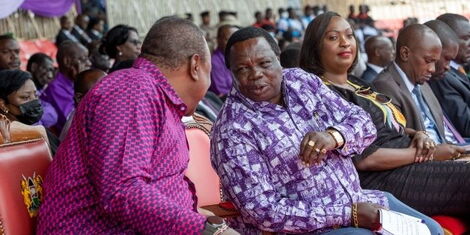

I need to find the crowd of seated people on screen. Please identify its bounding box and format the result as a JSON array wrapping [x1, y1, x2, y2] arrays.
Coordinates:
[[1, 3, 470, 234]]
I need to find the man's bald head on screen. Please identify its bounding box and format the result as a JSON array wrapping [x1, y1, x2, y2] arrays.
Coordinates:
[[56, 41, 91, 79], [396, 24, 442, 85], [425, 20, 460, 79], [74, 68, 106, 104], [141, 16, 208, 70], [436, 13, 470, 65], [365, 36, 394, 67]]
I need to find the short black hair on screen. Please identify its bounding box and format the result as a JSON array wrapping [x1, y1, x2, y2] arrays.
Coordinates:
[[436, 13, 469, 31], [200, 11, 210, 17], [100, 24, 138, 59], [280, 44, 301, 68], [424, 20, 459, 48], [57, 41, 84, 69], [141, 16, 207, 70], [87, 17, 103, 31], [224, 26, 280, 68], [299, 12, 358, 76], [26, 53, 53, 72], [0, 69, 32, 101]]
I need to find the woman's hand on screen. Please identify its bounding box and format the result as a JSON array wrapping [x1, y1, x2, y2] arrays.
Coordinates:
[[299, 131, 337, 166], [410, 131, 435, 162], [355, 202, 382, 230], [434, 144, 465, 161]]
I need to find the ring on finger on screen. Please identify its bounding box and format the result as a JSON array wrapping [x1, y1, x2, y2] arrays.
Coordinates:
[[314, 148, 320, 153], [308, 140, 315, 147]]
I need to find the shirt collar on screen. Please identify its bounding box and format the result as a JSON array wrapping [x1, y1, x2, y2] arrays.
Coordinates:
[[393, 62, 415, 93], [133, 57, 187, 116], [450, 60, 461, 70], [367, 63, 384, 74]]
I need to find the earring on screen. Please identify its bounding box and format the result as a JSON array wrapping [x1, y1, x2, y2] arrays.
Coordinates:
[[0, 106, 8, 114], [118, 51, 123, 56]]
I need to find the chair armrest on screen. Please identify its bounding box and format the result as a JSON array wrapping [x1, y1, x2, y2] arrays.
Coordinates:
[[200, 204, 240, 218]]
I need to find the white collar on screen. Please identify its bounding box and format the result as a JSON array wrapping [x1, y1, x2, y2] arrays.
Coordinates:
[[367, 63, 384, 74], [393, 62, 415, 93], [450, 60, 461, 70]]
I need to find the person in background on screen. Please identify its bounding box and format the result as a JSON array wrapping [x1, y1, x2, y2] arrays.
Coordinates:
[[301, 5, 314, 29], [277, 7, 303, 40], [348, 4, 357, 23], [0, 69, 59, 155], [0, 34, 20, 71], [72, 14, 92, 46], [38, 16, 238, 235], [185, 13, 194, 22], [260, 8, 275, 28], [101, 24, 141, 73], [373, 24, 467, 145], [299, 12, 469, 218], [199, 11, 216, 52], [41, 41, 91, 134], [252, 11, 263, 28], [26, 53, 58, 128], [87, 18, 104, 41], [211, 26, 442, 234], [55, 16, 80, 46], [88, 41, 111, 72], [59, 68, 106, 141], [433, 14, 470, 138], [209, 24, 239, 98], [361, 36, 395, 84]]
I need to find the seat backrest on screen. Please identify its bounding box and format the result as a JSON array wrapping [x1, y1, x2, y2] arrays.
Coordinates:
[[0, 139, 52, 235], [185, 121, 221, 207]]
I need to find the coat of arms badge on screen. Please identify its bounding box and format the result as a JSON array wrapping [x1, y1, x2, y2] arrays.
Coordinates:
[[20, 172, 43, 217]]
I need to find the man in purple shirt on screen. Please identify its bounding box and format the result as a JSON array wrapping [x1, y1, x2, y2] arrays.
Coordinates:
[[211, 27, 442, 234], [38, 17, 237, 235], [40, 41, 91, 133], [209, 24, 239, 97]]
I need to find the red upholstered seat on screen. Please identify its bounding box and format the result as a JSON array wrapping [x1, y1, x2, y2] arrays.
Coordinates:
[[0, 139, 52, 235], [432, 216, 468, 235]]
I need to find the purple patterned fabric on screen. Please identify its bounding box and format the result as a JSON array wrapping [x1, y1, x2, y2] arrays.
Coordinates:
[[211, 68, 388, 234], [37, 57, 206, 234], [20, 0, 76, 17], [209, 48, 233, 96]]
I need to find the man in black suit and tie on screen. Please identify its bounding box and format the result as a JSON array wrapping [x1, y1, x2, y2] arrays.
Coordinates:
[[361, 36, 394, 84], [428, 14, 470, 138], [72, 14, 92, 46]]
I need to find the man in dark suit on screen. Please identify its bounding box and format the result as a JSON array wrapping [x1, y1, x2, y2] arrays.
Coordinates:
[[437, 13, 470, 80], [55, 16, 80, 47], [71, 14, 92, 46], [361, 35, 394, 84], [427, 14, 470, 138], [373, 24, 464, 145]]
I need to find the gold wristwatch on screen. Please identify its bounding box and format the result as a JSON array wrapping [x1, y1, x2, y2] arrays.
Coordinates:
[[326, 128, 345, 148]]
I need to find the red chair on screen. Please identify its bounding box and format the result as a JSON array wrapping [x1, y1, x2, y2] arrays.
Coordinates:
[[0, 139, 52, 235], [432, 216, 468, 235]]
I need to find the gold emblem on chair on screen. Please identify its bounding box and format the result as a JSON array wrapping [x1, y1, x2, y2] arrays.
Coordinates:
[[20, 173, 43, 218]]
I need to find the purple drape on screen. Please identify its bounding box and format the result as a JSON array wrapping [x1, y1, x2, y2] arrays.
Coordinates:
[[20, 0, 77, 17]]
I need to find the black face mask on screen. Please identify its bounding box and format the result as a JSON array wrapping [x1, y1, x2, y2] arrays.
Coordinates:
[[17, 99, 44, 125]]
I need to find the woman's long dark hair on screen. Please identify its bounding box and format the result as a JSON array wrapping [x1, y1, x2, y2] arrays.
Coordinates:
[[299, 11, 358, 76]]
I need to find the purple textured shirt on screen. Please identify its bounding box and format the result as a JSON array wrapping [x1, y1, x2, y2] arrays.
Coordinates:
[[211, 68, 388, 234], [38, 58, 206, 234], [40, 72, 74, 132], [35, 88, 58, 128], [208, 48, 233, 96]]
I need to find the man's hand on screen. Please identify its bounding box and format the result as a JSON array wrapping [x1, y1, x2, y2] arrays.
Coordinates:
[[410, 131, 435, 162], [299, 131, 337, 166], [434, 144, 465, 161], [356, 202, 382, 230]]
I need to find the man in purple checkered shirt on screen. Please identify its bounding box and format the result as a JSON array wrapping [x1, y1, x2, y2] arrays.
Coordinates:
[[38, 17, 237, 235], [211, 27, 394, 235]]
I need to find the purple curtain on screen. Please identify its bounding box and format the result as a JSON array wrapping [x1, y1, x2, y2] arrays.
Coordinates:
[[20, 0, 77, 17], [0, 0, 25, 19]]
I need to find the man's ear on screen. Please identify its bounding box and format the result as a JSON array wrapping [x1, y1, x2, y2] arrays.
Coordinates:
[[189, 53, 202, 81], [399, 46, 410, 62]]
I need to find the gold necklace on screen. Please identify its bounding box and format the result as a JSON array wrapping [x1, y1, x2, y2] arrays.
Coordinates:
[[320, 75, 355, 91]]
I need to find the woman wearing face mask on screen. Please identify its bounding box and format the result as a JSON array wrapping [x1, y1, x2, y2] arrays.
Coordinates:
[[0, 69, 59, 155]]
